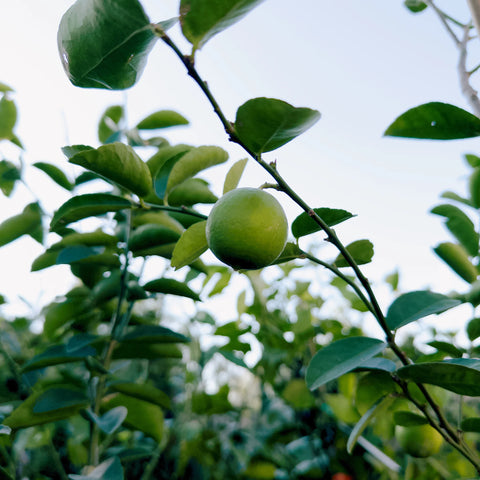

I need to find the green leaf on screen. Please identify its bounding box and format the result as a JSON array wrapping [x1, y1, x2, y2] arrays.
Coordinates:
[[143, 278, 201, 301], [136, 110, 189, 130], [235, 97, 320, 154], [433, 242, 478, 283], [404, 0, 428, 12], [271, 242, 304, 265], [180, 0, 265, 51], [168, 178, 218, 206], [69, 456, 123, 480], [120, 325, 190, 343], [431, 204, 478, 256], [467, 317, 480, 341], [0, 203, 42, 247], [334, 239, 374, 268], [66, 143, 152, 197], [33, 387, 89, 413], [129, 224, 181, 252], [441, 190, 471, 207], [50, 193, 132, 232], [465, 153, 480, 168], [98, 105, 124, 143], [427, 340, 465, 358], [33, 162, 73, 191], [171, 220, 208, 269], [113, 342, 182, 360], [347, 396, 394, 454], [306, 337, 387, 390], [110, 383, 171, 409], [386, 290, 461, 330], [384, 102, 480, 140], [102, 393, 163, 442], [58, 0, 156, 90], [461, 417, 480, 432], [291, 207, 355, 238], [4, 389, 86, 430], [0, 96, 17, 140], [165, 146, 228, 200], [394, 411, 429, 427], [22, 344, 97, 372], [397, 360, 480, 396], [0, 159, 20, 196], [470, 167, 480, 208], [84, 407, 127, 434], [223, 158, 248, 194]]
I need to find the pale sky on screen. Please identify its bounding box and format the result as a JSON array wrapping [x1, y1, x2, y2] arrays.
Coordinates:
[[0, 1, 479, 339]]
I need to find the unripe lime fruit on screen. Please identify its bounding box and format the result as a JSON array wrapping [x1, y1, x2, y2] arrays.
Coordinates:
[[395, 424, 443, 458], [206, 187, 288, 270]]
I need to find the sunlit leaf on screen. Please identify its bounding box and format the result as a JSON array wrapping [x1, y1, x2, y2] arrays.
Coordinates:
[[386, 290, 461, 330], [306, 337, 386, 390], [223, 158, 248, 194], [180, 0, 265, 51], [66, 143, 152, 197], [168, 178, 217, 206], [171, 220, 208, 269], [0, 203, 42, 247], [58, 0, 156, 90], [0, 159, 20, 196], [291, 207, 355, 238], [0, 96, 16, 140], [384, 102, 480, 140], [433, 242, 478, 283], [235, 97, 320, 154], [136, 110, 188, 130], [50, 194, 132, 232], [334, 239, 374, 268]]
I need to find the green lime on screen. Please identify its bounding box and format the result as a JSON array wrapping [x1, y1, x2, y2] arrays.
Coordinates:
[[206, 187, 288, 270], [396, 424, 443, 458]]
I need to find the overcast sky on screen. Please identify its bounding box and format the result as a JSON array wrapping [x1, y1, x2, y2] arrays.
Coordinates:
[[0, 1, 479, 337]]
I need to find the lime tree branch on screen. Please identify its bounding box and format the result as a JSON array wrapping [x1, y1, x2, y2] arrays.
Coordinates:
[[153, 25, 480, 472]]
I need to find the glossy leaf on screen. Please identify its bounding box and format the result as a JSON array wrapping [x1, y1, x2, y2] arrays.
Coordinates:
[[136, 110, 188, 130], [66, 142, 152, 197], [4, 389, 86, 430], [356, 357, 397, 372], [33, 162, 73, 191], [427, 340, 465, 358], [22, 344, 97, 372], [50, 193, 132, 232], [0, 96, 16, 139], [384, 102, 480, 140], [291, 207, 355, 238], [306, 337, 387, 390], [386, 290, 461, 330], [347, 396, 394, 454], [171, 220, 208, 269], [98, 105, 124, 143], [69, 456, 123, 480], [0, 203, 42, 247], [120, 325, 190, 343], [53, 229, 119, 250], [235, 97, 320, 154], [431, 204, 478, 256], [180, 0, 265, 51], [165, 146, 228, 200], [58, 0, 156, 90], [334, 239, 374, 268], [33, 387, 89, 413], [143, 278, 201, 301], [433, 242, 478, 283], [397, 359, 480, 396], [110, 383, 171, 409], [102, 393, 163, 442]]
